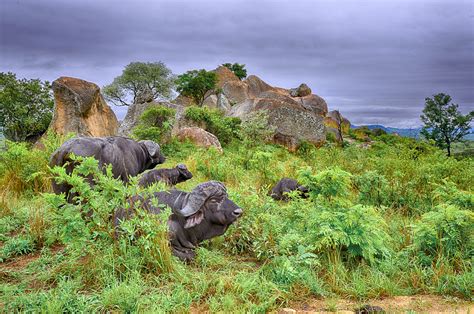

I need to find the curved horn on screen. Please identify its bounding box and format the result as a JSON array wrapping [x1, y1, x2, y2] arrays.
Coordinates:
[[180, 181, 227, 217]]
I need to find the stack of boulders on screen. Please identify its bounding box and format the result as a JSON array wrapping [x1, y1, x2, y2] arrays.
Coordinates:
[[175, 66, 329, 151], [47, 68, 351, 152]]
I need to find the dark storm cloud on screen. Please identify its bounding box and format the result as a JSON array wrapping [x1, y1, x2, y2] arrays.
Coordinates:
[[1, 0, 473, 127]]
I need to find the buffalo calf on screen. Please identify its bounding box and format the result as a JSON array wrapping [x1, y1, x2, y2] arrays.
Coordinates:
[[138, 164, 193, 188], [270, 178, 309, 201]]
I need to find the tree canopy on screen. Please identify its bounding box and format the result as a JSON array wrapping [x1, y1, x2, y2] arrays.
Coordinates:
[[222, 63, 247, 80], [175, 69, 217, 106], [103, 62, 175, 106], [0, 72, 54, 142], [420, 93, 473, 156]]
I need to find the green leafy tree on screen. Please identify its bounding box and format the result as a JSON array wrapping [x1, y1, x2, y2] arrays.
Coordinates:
[[222, 63, 247, 80], [0, 72, 54, 142], [176, 69, 217, 106], [103, 62, 175, 106], [420, 93, 473, 156]]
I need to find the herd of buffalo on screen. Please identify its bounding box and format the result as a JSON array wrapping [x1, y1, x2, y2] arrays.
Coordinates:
[[50, 136, 309, 261]]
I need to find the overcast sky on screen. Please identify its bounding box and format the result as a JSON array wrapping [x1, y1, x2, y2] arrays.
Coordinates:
[[1, 0, 473, 127]]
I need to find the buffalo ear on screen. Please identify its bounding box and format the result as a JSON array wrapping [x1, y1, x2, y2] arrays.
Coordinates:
[[183, 211, 204, 229]]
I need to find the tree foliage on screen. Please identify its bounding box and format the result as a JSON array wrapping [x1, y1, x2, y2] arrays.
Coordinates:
[[420, 93, 473, 156], [102, 62, 175, 106], [222, 63, 247, 80], [0, 72, 54, 142], [175, 69, 217, 106], [132, 105, 176, 143]]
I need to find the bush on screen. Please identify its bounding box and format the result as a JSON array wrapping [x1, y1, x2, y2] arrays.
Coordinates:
[[132, 105, 176, 143], [48, 155, 176, 274], [184, 106, 241, 144], [240, 110, 275, 146], [0, 132, 71, 196], [410, 204, 473, 265]]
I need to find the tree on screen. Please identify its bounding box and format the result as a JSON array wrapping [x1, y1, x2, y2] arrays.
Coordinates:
[[222, 63, 247, 80], [0, 72, 54, 142], [175, 69, 217, 106], [420, 93, 473, 156], [103, 61, 175, 106]]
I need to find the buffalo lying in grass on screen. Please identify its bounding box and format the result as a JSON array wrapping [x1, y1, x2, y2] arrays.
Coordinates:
[[114, 181, 243, 261], [270, 178, 309, 201], [50, 136, 165, 201], [138, 164, 193, 188]]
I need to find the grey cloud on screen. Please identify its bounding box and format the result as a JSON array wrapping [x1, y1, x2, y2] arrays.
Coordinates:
[[1, 0, 473, 126]]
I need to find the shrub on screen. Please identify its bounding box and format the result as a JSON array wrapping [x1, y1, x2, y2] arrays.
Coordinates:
[[184, 106, 241, 144], [354, 170, 391, 207], [132, 105, 175, 143], [240, 110, 275, 146], [48, 155, 176, 274], [410, 204, 473, 265]]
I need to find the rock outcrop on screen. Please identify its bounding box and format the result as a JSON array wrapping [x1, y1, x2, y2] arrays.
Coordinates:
[[49, 77, 118, 137], [172, 67, 342, 150], [174, 127, 223, 153], [228, 96, 326, 151]]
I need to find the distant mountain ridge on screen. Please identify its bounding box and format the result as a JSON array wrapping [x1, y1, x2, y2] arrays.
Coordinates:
[[351, 124, 474, 140]]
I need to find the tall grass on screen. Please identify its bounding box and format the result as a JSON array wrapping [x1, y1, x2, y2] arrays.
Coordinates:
[[0, 133, 473, 311]]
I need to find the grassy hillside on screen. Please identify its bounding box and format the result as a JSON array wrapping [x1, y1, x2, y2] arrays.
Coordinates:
[[0, 132, 473, 312]]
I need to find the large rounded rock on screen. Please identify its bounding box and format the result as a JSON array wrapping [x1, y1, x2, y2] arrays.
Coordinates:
[[175, 127, 223, 153], [245, 75, 274, 97], [298, 94, 328, 116], [290, 83, 312, 97], [222, 80, 249, 105], [214, 66, 240, 88], [229, 97, 325, 151], [49, 77, 118, 137]]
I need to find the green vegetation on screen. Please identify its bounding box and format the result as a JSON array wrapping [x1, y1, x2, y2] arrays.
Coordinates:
[[184, 106, 241, 144], [176, 69, 218, 106], [420, 93, 474, 156], [103, 62, 175, 106], [132, 105, 176, 143], [1, 127, 473, 311], [0, 72, 54, 142], [222, 63, 247, 80]]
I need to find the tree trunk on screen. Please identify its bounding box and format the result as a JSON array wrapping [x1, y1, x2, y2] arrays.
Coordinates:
[[447, 143, 451, 157]]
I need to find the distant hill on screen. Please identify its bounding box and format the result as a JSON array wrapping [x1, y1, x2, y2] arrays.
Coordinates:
[[352, 125, 474, 140], [351, 124, 422, 138]]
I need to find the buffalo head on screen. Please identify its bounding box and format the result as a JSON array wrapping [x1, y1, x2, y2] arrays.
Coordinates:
[[176, 164, 193, 182], [139, 140, 166, 166], [178, 181, 242, 229]]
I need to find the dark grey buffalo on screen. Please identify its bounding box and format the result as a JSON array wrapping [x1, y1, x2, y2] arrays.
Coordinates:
[[138, 164, 193, 188], [114, 181, 243, 261], [269, 178, 309, 201], [50, 136, 166, 201]]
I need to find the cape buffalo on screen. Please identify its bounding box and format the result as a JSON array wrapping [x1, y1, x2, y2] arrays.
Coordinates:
[[50, 136, 166, 201], [114, 181, 243, 261], [270, 178, 309, 201], [138, 164, 193, 188]]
